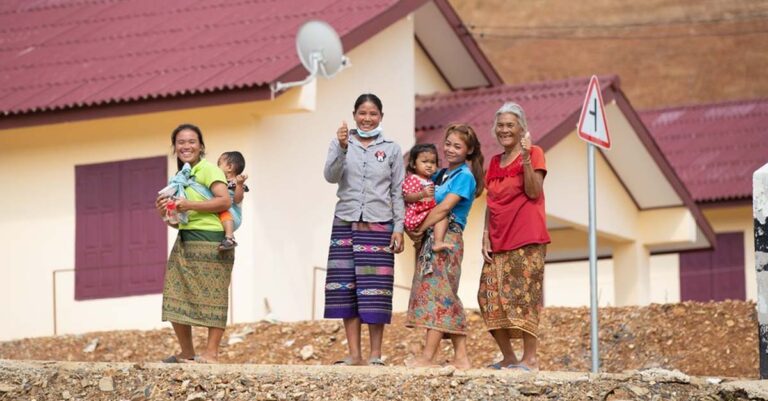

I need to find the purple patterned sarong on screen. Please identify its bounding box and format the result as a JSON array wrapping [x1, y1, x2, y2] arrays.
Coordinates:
[[323, 217, 394, 324]]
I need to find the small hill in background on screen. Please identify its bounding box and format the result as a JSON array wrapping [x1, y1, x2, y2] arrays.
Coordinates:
[[450, 0, 768, 108]]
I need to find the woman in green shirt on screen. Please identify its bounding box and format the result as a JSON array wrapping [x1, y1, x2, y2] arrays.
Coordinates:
[[155, 124, 233, 364]]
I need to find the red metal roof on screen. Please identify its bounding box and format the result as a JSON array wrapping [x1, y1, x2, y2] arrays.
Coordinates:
[[641, 99, 768, 202], [0, 0, 429, 116], [416, 75, 620, 169]]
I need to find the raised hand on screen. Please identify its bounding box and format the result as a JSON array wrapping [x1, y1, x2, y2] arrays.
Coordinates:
[[521, 131, 532, 161], [337, 121, 349, 149]]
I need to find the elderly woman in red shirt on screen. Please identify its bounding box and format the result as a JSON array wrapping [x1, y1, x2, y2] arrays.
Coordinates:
[[478, 102, 551, 371]]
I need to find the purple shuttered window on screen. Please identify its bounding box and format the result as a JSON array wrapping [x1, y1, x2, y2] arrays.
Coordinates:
[[680, 232, 746, 302], [75, 156, 167, 300]]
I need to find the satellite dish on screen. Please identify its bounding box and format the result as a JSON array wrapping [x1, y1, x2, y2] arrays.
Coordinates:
[[271, 20, 350, 96]]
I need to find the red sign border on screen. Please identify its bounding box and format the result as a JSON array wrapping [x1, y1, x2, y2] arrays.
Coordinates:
[[577, 75, 612, 149]]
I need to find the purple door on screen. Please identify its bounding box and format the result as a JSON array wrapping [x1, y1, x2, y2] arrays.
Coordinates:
[[75, 156, 167, 300], [680, 232, 746, 302]]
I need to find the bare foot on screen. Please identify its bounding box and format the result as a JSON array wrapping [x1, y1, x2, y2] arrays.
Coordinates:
[[432, 241, 451, 252], [405, 356, 440, 368], [351, 357, 367, 366], [518, 358, 539, 371], [194, 354, 219, 364], [334, 356, 366, 366], [449, 357, 472, 370]]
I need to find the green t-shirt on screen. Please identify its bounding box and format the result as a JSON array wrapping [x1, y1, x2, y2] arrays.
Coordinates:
[[179, 158, 227, 231]]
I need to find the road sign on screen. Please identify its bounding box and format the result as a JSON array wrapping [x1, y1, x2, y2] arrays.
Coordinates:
[[577, 75, 611, 149]]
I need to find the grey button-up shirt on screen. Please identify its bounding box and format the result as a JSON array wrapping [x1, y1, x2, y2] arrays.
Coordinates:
[[323, 132, 405, 232]]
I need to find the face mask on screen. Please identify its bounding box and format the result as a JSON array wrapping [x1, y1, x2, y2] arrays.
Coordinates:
[[356, 124, 382, 138]]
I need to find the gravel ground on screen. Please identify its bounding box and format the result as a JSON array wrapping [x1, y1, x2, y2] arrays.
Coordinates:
[[0, 360, 765, 401], [0, 301, 757, 378]]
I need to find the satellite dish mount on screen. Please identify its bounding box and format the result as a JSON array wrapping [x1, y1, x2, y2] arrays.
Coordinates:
[[270, 20, 350, 98]]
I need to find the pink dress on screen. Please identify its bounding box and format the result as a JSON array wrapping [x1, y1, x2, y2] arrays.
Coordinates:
[[403, 174, 436, 230]]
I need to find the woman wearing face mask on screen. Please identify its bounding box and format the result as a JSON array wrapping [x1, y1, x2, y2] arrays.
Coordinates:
[[479, 102, 550, 371], [322, 93, 405, 366]]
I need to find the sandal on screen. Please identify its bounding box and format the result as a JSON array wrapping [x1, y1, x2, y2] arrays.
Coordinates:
[[486, 362, 503, 370], [506, 364, 532, 371], [193, 355, 216, 364], [218, 237, 237, 251], [368, 357, 386, 366], [161, 355, 194, 364], [333, 357, 354, 366]]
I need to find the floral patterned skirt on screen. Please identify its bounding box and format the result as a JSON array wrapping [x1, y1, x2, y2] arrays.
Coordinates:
[[405, 227, 467, 335], [477, 244, 546, 338]]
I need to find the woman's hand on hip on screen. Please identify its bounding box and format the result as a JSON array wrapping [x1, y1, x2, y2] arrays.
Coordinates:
[[390, 232, 404, 254], [337, 121, 349, 149], [482, 233, 493, 263]]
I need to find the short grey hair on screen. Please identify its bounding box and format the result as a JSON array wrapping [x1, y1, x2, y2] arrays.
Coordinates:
[[493, 102, 528, 133]]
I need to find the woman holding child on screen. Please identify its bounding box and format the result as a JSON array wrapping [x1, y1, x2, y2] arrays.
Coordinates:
[[478, 103, 550, 371], [322, 93, 405, 366], [155, 123, 234, 364], [405, 123, 485, 370]]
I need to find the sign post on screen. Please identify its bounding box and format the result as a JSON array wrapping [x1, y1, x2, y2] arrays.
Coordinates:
[[577, 75, 611, 373]]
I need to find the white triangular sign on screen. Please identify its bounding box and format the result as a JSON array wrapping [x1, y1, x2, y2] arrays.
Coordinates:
[[577, 75, 611, 149]]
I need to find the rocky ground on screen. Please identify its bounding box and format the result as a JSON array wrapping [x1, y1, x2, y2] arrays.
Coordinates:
[[0, 360, 766, 401], [0, 301, 762, 400], [0, 301, 757, 378]]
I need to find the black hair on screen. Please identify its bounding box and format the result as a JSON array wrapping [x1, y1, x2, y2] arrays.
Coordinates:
[[353, 93, 383, 114], [406, 143, 439, 175], [171, 123, 205, 171], [445, 123, 485, 198], [220, 151, 246, 175]]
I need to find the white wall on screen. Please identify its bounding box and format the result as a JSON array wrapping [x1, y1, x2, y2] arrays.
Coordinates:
[[414, 42, 451, 95], [542, 254, 681, 307]]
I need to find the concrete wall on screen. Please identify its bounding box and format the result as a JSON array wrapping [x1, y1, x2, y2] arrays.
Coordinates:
[[0, 16, 424, 341]]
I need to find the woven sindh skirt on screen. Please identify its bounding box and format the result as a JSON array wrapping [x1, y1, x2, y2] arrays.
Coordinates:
[[405, 226, 467, 335], [477, 244, 546, 338], [323, 217, 395, 324], [162, 230, 234, 329]]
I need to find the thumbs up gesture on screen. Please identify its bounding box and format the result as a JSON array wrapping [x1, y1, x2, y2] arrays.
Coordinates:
[[521, 131, 532, 154], [337, 121, 349, 149]]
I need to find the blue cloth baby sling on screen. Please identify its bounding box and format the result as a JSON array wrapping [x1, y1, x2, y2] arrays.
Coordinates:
[[163, 163, 243, 230]]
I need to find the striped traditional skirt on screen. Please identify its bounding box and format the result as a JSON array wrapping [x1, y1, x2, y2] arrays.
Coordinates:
[[323, 217, 395, 324], [477, 244, 546, 338], [405, 223, 467, 335], [162, 230, 234, 329]]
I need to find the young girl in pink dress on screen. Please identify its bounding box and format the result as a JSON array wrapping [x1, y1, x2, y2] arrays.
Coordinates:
[[403, 144, 449, 252]]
